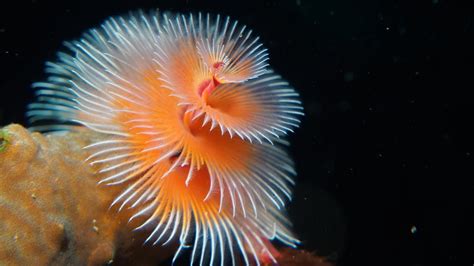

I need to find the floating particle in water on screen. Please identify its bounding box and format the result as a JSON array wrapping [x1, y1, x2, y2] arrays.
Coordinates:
[[399, 27, 407, 36], [337, 100, 352, 112], [344, 72, 354, 82]]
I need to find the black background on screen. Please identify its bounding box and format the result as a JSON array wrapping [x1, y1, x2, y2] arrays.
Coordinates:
[[1, 0, 473, 265]]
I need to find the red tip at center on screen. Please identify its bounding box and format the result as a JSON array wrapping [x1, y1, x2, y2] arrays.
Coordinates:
[[212, 61, 225, 72]]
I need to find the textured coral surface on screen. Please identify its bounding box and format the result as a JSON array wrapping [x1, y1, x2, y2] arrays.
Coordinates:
[[0, 124, 172, 266], [0, 124, 330, 266]]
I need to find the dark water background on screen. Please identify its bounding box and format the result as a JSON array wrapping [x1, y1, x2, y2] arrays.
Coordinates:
[[1, 0, 473, 265]]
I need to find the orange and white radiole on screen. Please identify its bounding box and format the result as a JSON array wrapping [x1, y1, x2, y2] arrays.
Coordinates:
[[28, 10, 304, 265]]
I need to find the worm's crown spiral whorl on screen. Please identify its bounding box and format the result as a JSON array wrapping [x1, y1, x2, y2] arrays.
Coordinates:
[[28, 10, 304, 265]]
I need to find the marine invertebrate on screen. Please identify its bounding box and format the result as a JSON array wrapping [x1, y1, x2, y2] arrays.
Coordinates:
[[28, 10, 303, 265]]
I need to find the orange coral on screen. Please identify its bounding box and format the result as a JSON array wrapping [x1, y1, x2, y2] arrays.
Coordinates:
[[0, 124, 173, 265]]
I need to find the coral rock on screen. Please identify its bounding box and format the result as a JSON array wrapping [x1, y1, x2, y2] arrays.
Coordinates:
[[278, 248, 333, 266], [0, 124, 172, 266]]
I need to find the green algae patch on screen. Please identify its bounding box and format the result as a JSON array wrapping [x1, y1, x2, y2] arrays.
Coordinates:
[[0, 129, 8, 152]]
